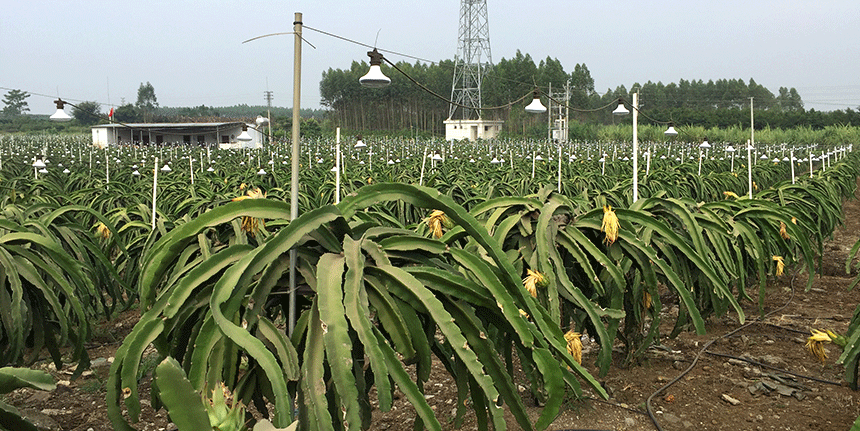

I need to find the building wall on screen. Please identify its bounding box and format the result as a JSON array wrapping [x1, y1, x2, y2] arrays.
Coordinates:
[[92, 128, 110, 149], [91, 124, 263, 148], [443, 119, 504, 141]]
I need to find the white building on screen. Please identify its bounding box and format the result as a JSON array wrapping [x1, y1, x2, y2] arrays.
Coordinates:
[[91, 122, 264, 149], [443, 119, 504, 141]]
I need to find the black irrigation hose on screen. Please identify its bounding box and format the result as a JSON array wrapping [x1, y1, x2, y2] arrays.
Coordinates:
[[702, 350, 842, 386], [644, 272, 800, 431]]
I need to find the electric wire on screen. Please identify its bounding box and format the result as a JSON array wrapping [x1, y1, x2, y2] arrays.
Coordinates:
[[381, 57, 532, 112]]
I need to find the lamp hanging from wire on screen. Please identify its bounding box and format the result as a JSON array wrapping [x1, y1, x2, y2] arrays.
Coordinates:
[[524, 88, 547, 113], [359, 48, 391, 88], [612, 99, 629, 115], [664, 123, 678, 136], [237, 124, 253, 142], [50, 99, 72, 122]]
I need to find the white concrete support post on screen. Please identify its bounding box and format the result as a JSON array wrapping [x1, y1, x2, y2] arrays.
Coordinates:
[[335, 127, 341, 204], [790, 149, 795, 184], [748, 97, 754, 199], [632, 92, 639, 202], [288, 12, 302, 336], [152, 157, 158, 231]]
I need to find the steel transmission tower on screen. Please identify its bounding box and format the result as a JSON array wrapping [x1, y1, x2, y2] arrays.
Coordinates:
[[448, 0, 493, 121]]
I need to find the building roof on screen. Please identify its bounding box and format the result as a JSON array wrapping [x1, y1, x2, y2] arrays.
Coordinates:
[[92, 122, 247, 132]]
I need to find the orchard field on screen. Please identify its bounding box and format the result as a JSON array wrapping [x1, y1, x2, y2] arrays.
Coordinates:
[[1, 131, 859, 431]]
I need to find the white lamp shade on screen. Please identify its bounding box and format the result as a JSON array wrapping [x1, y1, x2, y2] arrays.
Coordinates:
[[359, 65, 391, 88], [525, 96, 547, 114], [62, 168, 70, 174], [160, 165, 172, 172], [699, 141, 711, 149], [355, 140, 366, 148], [50, 101, 72, 122], [432, 152, 442, 161], [38, 168, 48, 174], [32, 159, 46, 168], [664, 126, 678, 136], [207, 166, 215, 172], [257, 168, 266, 175], [237, 129, 253, 142], [612, 102, 630, 116], [725, 146, 735, 152], [132, 170, 140, 176], [256, 116, 269, 126]]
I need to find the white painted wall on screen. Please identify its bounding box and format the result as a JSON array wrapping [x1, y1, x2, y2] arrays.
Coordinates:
[[444, 119, 504, 141], [91, 123, 265, 148]]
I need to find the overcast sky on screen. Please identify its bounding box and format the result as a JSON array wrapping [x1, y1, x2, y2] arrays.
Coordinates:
[[3, 0, 859, 115]]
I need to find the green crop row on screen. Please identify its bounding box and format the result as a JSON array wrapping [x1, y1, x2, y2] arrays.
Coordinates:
[[0, 133, 856, 431]]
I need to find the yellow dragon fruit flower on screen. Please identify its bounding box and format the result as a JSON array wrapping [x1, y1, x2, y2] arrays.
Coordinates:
[[522, 269, 546, 298], [723, 191, 739, 199], [232, 187, 266, 237], [95, 222, 111, 240], [779, 221, 790, 239], [601, 205, 619, 245], [425, 210, 453, 239], [564, 330, 582, 365], [805, 329, 832, 362], [773, 255, 785, 276]]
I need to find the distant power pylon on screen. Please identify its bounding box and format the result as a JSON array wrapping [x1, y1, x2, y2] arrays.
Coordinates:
[[448, 0, 493, 121]]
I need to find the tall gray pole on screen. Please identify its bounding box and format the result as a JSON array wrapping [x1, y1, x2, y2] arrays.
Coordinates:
[[288, 12, 302, 335]]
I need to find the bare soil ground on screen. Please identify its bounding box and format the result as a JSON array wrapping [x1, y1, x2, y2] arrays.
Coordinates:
[[5, 185, 860, 431]]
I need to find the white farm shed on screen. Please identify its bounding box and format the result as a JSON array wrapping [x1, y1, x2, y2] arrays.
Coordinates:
[[91, 122, 264, 149], [443, 119, 504, 141]]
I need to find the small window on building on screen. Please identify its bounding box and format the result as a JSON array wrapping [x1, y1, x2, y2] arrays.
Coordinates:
[[485, 126, 490, 131], [197, 135, 205, 144], [156, 135, 164, 144], [183, 135, 191, 144], [221, 135, 229, 143]]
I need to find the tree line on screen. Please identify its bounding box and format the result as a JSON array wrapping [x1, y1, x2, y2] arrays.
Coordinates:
[[3, 58, 860, 138], [318, 50, 859, 138]]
